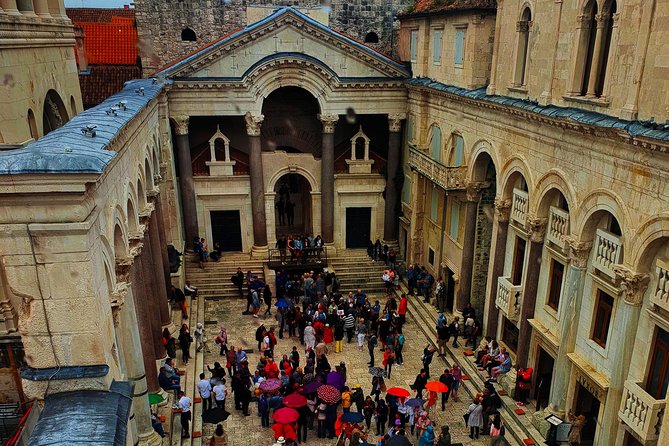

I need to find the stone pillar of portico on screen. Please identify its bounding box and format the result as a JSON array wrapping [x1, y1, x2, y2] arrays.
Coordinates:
[[16, 0, 36, 16], [172, 115, 199, 249], [152, 189, 172, 291], [0, 0, 21, 15], [599, 266, 649, 446], [245, 112, 268, 253], [139, 218, 167, 360], [485, 198, 511, 337], [113, 281, 163, 446], [383, 114, 404, 243], [547, 239, 592, 413], [319, 114, 338, 245], [585, 14, 607, 98], [515, 217, 547, 369], [455, 182, 483, 313], [147, 201, 174, 335], [127, 247, 160, 393], [32, 0, 49, 17]]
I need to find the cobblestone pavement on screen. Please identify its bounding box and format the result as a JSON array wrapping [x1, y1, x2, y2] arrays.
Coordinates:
[[201, 298, 490, 446]]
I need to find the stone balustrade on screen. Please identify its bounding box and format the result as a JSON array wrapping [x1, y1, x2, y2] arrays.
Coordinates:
[[618, 380, 666, 443], [650, 258, 669, 312], [592, 228, 622, 279], [511, 188, 529, 227], [408, 146, 467, 190], [547, 206, 569, 251], [496, 276, 522, 322]]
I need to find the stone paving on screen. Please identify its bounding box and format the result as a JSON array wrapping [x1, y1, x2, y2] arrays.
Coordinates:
[[200, 297, 492, 446]]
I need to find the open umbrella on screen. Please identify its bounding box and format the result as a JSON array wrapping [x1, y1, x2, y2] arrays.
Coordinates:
[[405, 398, 424, 408], [386, 387, 410, 398], [303, 380, 322, 394], [273, 407, 299, 424], [148, 393, 164, 405], [340, 411, 364, 423], [201, 407, 230, 424], [282, 393, 308, 408], [259, 378, 282, 393], [368, 366, 387, 378], [326, 371, 345, 390], [302, 373, 315, 383], [275, 299, 290, 308], [425, 381, 449, 393], [317, 384, 341, 404]]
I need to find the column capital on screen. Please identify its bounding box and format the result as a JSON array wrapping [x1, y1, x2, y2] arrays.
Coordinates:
[[613, 265, 650, 306], [565, 237, 592, 268], [494, 198, 512, 223], [465, 182, 484, 202], [244, 112, 264, 136], [595, 13, 608, 28], [388, 113, 406, 133], [115, 258, 134, 283], [527, 216, 548, 243], [172, 115, 189, 136], [318, 114, 339, 134]]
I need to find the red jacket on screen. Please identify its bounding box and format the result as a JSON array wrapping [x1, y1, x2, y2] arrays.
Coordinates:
[[265, 362, 279, 379], [398, 298, 408, 315], [323, 327, 334, 343]]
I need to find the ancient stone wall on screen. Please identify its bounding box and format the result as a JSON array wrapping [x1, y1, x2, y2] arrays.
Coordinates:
[[135, 0, 412, 75]]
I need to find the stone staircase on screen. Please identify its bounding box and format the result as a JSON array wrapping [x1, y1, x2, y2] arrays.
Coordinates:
[[329, 249, 390, 294], [184, 253, 265, 299]]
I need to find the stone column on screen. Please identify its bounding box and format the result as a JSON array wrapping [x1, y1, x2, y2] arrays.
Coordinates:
[[172, 115, 199, 249], [126, 247, 160, 393], [140, 222, 167, 359], [485, 198, 511, 337], [515, 217, 547, 369], [599, 266, 649, 446], [319, 114, 338, 245], [0, 0, 21, 15], [547, 239, 592, 413], [113, 281, 163, 446], [585, 14, 607, 98], [455, 183, 482, 313], [245, 112, 268, 251], [383, 114, 404, 242], [152, 193, 172, 291], [147, 205, 173, 334], [16, 0, 36, 16], [32, 0, 49, 16]]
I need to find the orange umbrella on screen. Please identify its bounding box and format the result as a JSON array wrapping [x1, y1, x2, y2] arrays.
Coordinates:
[[425, 381, 449, 393], [386, 387, 410, 397]]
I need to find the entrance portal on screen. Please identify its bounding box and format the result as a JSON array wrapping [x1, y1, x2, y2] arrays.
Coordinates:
[[274, 173, 312, 238], [534, 347, 554, 411], [346, 207, 371, 248], [445, 267, 456, 312], [573, 382, 601, 446], [210, 210, 243, 252]]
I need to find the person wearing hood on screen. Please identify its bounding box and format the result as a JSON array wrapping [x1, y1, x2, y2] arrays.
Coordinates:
[[418, 425, 435, 446], [436, 426, 451, 446]]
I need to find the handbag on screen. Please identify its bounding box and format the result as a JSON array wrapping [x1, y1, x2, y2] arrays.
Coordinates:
[[463, 412, 470, 424]]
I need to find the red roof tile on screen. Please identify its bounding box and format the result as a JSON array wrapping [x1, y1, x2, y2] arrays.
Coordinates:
[[66, 8, 135, 23], [401, 0, 497, 17], [79, 65, 142, 109], [68, 8, 138, 65]]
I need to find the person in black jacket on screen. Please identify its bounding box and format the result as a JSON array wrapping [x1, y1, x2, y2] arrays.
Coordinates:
[[439, 368, 455, 410], [422, 346, 435, 378], [413, 369, 428, 399]]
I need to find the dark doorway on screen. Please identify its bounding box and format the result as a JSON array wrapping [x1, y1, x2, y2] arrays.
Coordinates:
[[346, 207, 371, 248], [210, 210, 242, 252], [445, 267, 456, 312], [511, 237, 526, 285], [534, 347, 554, 411], [646, 326, 669, 399], [501, 317, 519, 353], [574, 382, 601, 446], [274, 173, 312, 238]]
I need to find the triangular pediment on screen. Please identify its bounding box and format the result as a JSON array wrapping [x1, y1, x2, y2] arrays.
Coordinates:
[[157, 7, 409, 81]]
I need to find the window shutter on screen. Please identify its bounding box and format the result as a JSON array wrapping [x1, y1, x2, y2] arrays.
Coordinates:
[[454, 30, 465, 65], [454, 134, 464, 166], [431, 126, 441, 161], [433, 31, 442, 63], [410, 31, 418, 62], [450, 200, 460, 240]]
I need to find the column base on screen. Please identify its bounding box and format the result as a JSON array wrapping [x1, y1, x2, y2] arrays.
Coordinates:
[[162, 321, 177, 337], [138, 430, 164, 446], [324, 242, 337, 257], [251, 245, 269, 258]]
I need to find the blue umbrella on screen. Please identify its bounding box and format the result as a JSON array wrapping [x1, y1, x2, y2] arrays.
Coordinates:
[[340, 411, 364, 423], [275, 299, 290, 308], [405, 398, 424, 407]]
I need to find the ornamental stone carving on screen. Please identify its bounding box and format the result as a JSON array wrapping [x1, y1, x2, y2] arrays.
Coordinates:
[[115, 258, 134, 283], [244, 112, 264, 136], [318, 114, 339, 134], [465, 182, 484, 202], [527, 217, 548, 243], [494, 198, 512, 223], [613, 265, 650, 306], [565, 237, 593, 269], [388, 113, 406, 133], [172, 115, 189, 136]]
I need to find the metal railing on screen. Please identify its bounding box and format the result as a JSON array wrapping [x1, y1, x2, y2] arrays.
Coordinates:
[[268, 247, 329, 268]]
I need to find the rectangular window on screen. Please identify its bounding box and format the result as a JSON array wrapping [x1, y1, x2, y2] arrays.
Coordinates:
[[410, 30, 418, 62], [454, 29, 465, 66], [453, 134, 464, 166], [407, 115, 414, 143], [402, 175, 411, 205], [432, 30, 442, 64], [449, 199, 460, 241], [547, 259, 565, 310], [430, 188, 438, 222], [592, 289, 614, 347], [511, 237, 526, 286], [428, 247, 435, 266], [647, 327, 669, 399]]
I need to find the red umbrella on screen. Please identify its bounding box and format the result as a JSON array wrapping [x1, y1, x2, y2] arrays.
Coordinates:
[[386, 387, 410, 398], [317, 384, 341, 404], [273, 407, 299, 424], [283, 393, 308, 408], [425, 381, 449, 393]]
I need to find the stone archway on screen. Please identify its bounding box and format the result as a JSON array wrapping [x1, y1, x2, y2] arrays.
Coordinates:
[[273, 172, 313, 238], [42, 89, 69, 136]]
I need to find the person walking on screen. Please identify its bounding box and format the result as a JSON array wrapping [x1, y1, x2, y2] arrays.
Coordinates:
[[439, 369, 454, 411], [488, 413, 506, 446], [179, 324, 193, 365], [367, 333, 378, 366], [450, 364, 462, 402], [422, 346, 435, 378], [419, 425, 435, 446], [213, 379, 227, 409], [178, 391, 192, 439], [344, 311, 355, 343], [375, 399, 389, 436], [382, 347, 395, 379], [197, 373, 212, 412], [395, 331, 405, 366], [194, 322, 210, 353], [263, 284, 273, 316], [466, 397, 483, 439]]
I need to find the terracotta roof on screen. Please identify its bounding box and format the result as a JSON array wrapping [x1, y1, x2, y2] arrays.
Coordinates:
[[66, 8, 135, 23], [400, 0, 497, 17], [79, 65, 142, 109]]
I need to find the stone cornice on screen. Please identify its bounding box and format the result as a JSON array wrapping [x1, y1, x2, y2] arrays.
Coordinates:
[[406, 83, 669, 155]]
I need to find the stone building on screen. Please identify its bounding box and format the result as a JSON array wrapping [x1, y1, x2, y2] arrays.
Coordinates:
[[133, 0, 413, 74], [398, 1, 669, 446]]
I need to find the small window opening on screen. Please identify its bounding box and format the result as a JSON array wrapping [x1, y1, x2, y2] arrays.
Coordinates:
[[181, 28, 197, 42]]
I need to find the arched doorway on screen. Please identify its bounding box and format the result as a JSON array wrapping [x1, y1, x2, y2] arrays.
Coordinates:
[[42, 89, 69, 136], [274, 173, 312, 238]]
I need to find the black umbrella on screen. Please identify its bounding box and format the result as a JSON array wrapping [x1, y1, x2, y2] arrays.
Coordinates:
[[201, 407, 230, 424], [368, 366, 387, 378]]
